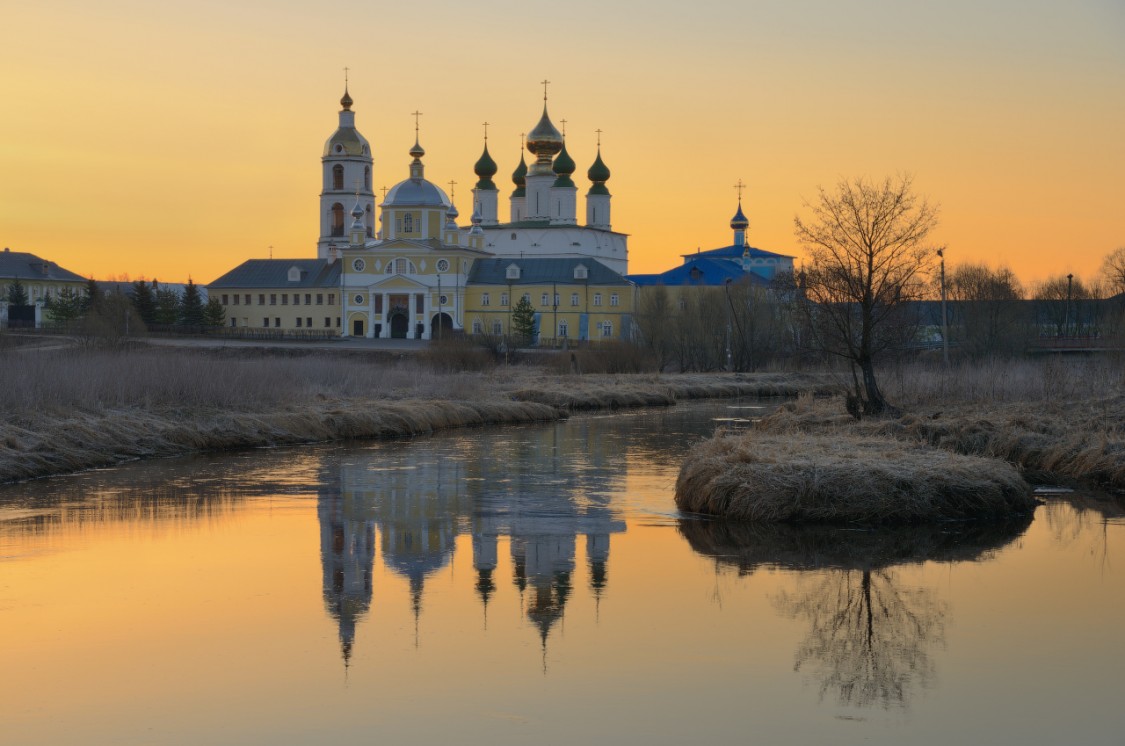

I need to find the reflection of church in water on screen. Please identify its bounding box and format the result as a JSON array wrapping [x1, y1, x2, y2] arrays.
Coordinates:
[[317, 423, 625, 665]]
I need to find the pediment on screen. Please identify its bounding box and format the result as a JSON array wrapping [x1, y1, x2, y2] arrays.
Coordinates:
[[369, 275, 428, 290]]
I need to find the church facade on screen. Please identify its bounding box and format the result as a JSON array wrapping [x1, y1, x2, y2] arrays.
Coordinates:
[[209, 87, 634, 342]]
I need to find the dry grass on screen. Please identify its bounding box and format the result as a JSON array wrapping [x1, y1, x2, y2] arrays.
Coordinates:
[[675, 431, 1035, 523], [760, 388, 1125, 490], [0, 347, 836, 483]]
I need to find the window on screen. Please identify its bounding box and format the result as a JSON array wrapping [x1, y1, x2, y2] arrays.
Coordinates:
[[333, 165, 344, 190], [221, 294, 229, 305], [274, 318, 281, 328], [296, 318, 303, 328], [522, 293, 530, 304], [336, 317, 341, 327], [541, 293, 549, 306], [232, 295, 239, 306], [554, 293, 560, 307], [472, 320, 482, 334], [396, 258, 407, 274], [305, 294, 312, 305], [331, 203, 344, 236], [364, 166, 371, 190], [293, 294, 300, 306], [263, 318, 269, 327], [602, 321, 613, 338], [307, 317, 312, 328], [281, 294, 288, 305], [244, 294, 251, 305], [559, 320, 568, 338], [317, 294, 324, 305], [481, 293, 490, 306], [610, 293, 619, 307], [570, 293, 579, 306], [574, 265, 588, 280], [492, 321, 502, 335], [324, 317, 331, 328], [593, 293, 602, 306], [353, 258, 366, 272], [404, 213, 413, 233], [500, 292, 509, 306], [353, 294, 364, 305], [270, 294, 277, 305], [258, 294, 265, 305], [436, 259, 449, 272], [328, 294, 335, 305], [439, 295, 448, 306], [506, 264, 520, 280], [230, 318, 236, 327]]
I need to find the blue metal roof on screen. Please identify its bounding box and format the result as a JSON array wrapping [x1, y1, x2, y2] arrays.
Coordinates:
[[207, 259, 342, 289], [682, 243, 795, 261], [627, 257, 770, 287]]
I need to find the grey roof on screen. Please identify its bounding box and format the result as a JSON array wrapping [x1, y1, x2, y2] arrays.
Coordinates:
[[384, 177, 450, 208], [100, 280, 207, 300], [0, 250, 86, 282], [467, 257, 629, 286], [207, 259, 342, 289]]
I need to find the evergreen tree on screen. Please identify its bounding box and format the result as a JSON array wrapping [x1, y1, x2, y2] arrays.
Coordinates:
[[131, 279, 157, 326], [81, 278, 102, 313], [511, 295, 537, 345], [45, 286, 84, 326], [7, 279, 29, 305], [202, 297, 226, 327], [153, 286, 181, 326], [180, 279, 205, 327]]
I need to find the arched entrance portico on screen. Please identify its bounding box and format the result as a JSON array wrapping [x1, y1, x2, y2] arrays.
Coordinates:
[[430, 313, 453, 340], [389, 312, 409, 339]]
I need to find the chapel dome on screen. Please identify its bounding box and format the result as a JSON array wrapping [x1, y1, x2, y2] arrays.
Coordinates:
[[383, 178, 450, 208]]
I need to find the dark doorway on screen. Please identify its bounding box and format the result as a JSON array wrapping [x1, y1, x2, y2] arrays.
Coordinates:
[[6, 305, 35, 329], [352, 318, 364, 337], [430, 313, 453, 339], [390, 313, 408, 339]]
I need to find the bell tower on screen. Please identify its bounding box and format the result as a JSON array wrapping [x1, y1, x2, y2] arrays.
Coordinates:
[[318, 79, 374, 259]]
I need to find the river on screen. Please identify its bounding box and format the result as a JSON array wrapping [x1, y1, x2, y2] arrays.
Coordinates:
[[1, 400, 1122, 744]]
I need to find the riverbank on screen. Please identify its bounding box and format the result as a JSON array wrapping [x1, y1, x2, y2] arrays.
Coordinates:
[[675, 358, 1125, 523], [0, 347, 837, 483]]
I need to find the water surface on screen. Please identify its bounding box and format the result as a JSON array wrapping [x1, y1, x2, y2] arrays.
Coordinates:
[[1, 401, 1122, 744]]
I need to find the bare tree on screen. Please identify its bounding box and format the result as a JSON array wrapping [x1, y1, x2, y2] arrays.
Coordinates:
[[1102, 247, 1125, 297], [946, 263, 1030, 357], [795, 175, 939, 416]]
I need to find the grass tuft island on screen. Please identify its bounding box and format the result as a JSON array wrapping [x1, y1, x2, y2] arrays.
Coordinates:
[[675, 431, 1036, 523]]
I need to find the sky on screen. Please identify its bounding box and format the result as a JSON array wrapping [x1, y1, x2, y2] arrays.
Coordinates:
[[2, 0, 1122, 287]]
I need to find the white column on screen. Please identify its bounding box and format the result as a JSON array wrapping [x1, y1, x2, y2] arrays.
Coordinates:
[[423, 290, 433, 340], [380, 293, 389, 338], [366, 292, 375, 338]]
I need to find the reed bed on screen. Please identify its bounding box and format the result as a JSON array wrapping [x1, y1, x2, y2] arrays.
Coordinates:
[[675, 431, 1035, 523]]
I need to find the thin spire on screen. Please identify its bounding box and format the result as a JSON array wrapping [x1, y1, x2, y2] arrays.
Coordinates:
[[448, 180, 457, 201], [734, 178, 745, 202], [482, 121, 489, 141], [595, 128, 602, 147], [561, 119, 567, 137], [411, 110, 423, 136], [541, 78, 550, 101]]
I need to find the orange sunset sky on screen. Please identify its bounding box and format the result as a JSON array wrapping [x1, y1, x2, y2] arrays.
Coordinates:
[[2, 0, 1122, 287]]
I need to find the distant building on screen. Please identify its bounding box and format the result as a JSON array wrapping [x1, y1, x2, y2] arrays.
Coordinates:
[[627, 200, 795, 288], [0, 248, 87, 328]]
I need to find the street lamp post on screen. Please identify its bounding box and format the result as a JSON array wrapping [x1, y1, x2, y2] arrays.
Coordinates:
[[1065, 273, 1074, 338], [937, 248, 949, 366]]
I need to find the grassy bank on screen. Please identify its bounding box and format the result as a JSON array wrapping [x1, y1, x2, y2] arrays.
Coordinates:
[[0, 347, 835, 483], [675, 358, 1124, 524], [675, 431, 1034, 523]]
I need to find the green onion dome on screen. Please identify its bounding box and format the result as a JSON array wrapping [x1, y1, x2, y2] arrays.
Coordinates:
[[474, 144, 498, 190], [552, 141, 576, 188], [511, 153, 527, 197], [587, 148, 611, 183]]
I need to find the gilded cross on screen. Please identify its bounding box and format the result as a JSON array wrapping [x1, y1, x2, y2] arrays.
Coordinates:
[[448, 180, 457, 200], [595, 128, 603, 147], [482, 121, 489, 141], [561, 118, 567, 137], [734, 179, 745, 201], [411, 110, 422, 134], [343, 66, 349, 86], [541, 79, 550, 100]]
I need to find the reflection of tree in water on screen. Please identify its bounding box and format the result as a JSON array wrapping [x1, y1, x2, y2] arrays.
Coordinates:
[[679, 517, 1032, 710], [774, 568, 944, 709]]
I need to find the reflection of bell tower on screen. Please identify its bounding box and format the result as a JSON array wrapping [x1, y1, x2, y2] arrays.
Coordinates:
[[318, 481, 375, 667], [512, 532, 576, 654]]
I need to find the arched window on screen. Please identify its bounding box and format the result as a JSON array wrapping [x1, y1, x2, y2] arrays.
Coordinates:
[[332, 165, 344, 191], [395, 258, 406, 274], [331, 203, 344, 236], [364, 167, 371, 190], [366, 205, 373, 237]]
